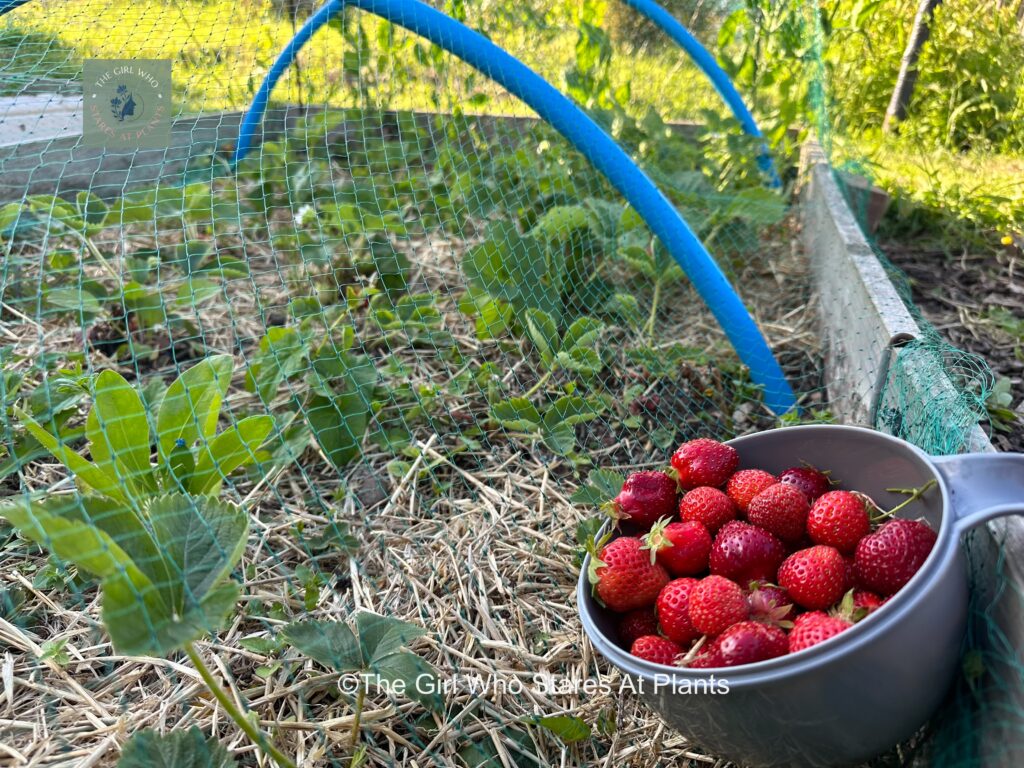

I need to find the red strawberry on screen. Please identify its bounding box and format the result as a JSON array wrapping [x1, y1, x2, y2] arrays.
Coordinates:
[[656, 578, 701, 645], [747, 483, 810, 543], [671, 439, 739, 490], [778, 545, 848, 610], [709, 520, 786, 583], [778, 466, 831, 502], [679, 486, 737, 534], [613, 470, 678, 529], [807, 491, 870, 554], [853, 590, 884, 614], [589, 537, 670, 612], [788, 611, 852, 653], [645, 519, 711, 576], [747, 584, 795, 625], [687, 648, 723, 668], [617, 609, 659, 648], [709, 620, 788, 667], [689, 575, 749, 636], [854, 518, 937, 595], [630, 635, 682, 665], [726, 469, 777, 512]]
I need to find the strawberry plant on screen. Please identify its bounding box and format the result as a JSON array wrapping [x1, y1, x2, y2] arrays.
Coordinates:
[[490, 394, 605, 459], [283, 612, 442, 748], [246, 317, 377, 470], [117, 727, 236, 768], [15, 355, 273, 501], [522, 309, 606, 395]]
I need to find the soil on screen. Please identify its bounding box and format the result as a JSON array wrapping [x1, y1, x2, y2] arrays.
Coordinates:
[[880, 238, 1024, 453]]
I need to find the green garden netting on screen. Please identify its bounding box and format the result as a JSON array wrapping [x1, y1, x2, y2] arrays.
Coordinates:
[[0, 1, 1017, 766]]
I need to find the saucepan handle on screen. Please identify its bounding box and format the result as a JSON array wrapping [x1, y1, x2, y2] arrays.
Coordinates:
[[932, 453, 1024, 534]]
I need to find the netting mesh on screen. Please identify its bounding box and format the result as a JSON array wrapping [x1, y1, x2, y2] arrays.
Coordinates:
[[0, 1, 1017, 766]]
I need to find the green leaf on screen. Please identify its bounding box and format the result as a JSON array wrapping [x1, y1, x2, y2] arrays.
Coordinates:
[[16, 407, 128, 504], [117, 727, 236, 768], [283, 619, 363, 672], [491, 398, 541, 431], [86, 370, 154, 496], [529, 205, 594, 243], [555, 347, 603, 375], [354, 610, 428, 663], [145, 494, 248, 615], [543, 396, 602, 430], [570, 468, 625, 505], [156, 356, 234, 463], [0, 494, 146, 581], [75, 191, 109, 228], [525, 309, 559, 366], [541, 422, 577, 456], [45, 287, 103, 316], [305, 392, 369, 469], [529, 714, 591, 744], [368, 650, 442, 711], [726, 187, 787, 225], [190, 415, 274, 494], [104, 569, 239, 657], [561, 317, 604, 353]]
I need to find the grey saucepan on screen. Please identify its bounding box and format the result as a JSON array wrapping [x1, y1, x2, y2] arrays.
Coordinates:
[[577, 424, 1024, 767]]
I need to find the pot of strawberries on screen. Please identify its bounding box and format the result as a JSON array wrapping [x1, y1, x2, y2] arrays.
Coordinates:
[[577, 424, 1024, 767]]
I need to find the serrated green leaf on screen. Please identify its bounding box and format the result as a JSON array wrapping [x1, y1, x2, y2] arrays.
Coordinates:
[[117, 726, 236, 768], [543, 396, 602, 430], [368, 650, 442, 711], [529, 205, 594, 243], [561, 317, 604, 353], [541, 422, 577, 456], [354, 610, 428, 664], [525, 309, 559, 366], [491, 398, 541, 430], [75, 191, 109, 228], [555, 347, 603, 375], [156, 356, 234, 463], [190, 415, 274, 495], [283, 619, 363, 672], [86, 370, 154, 497], [145, 494, 248, 615]]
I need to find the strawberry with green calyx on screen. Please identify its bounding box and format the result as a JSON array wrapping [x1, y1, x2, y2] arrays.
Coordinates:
[[705, 620, 788, 667], [854, 518, 937, 595], [679, 486, 738, 534], [656, 578, 701, 645], [778, 545, 848, 611], [644, 518, 711, 576], [607, 470, 679, 530], [788, 611, 852, 653], [709, 520, 786, 583], [747, 483, 810, 543], [631, 635, 683, 665], [747, 583, 795, 627], [671, 439, 739, 490], [853, 590, 884, 614], [689, 575, 749, 636], [807, 490, 871, 554], [588, 535, 670, 612], [726, 469, 777, 513], [618, 608, 659, 648], [778, 465, 832, 502]]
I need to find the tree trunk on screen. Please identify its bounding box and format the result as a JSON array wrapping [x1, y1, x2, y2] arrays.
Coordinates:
[[882, 0, 945, 134]]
